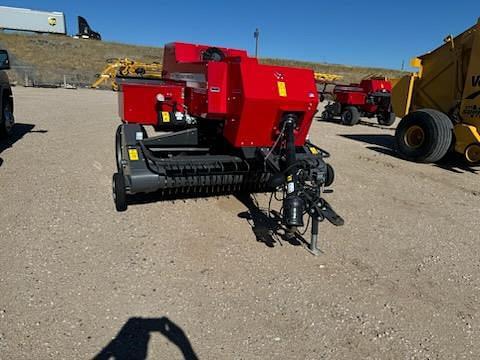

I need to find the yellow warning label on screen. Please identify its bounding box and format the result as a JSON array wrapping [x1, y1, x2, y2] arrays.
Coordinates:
[[309, 146, 319, 155], [162, 111, 171, 122], [277, 81, 287, 97], [286, 175, 293, 182], [128, 149, 139, 161]]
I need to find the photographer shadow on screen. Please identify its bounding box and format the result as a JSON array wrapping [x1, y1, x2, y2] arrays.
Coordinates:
[[93, 317, 198, 360]]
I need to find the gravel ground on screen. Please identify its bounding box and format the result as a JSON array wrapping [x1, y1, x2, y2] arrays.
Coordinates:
[[0, 87, 479, 359]]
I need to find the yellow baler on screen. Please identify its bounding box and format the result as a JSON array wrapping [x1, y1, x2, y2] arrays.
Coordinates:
[[392, 18, 480, 164]]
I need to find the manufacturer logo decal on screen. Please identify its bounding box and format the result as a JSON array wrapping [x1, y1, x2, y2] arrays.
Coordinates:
[[472, 75, 480, 87], [48, 17, 57, 26], [466, 75, 480, 100], [466, 90, 480, 100]]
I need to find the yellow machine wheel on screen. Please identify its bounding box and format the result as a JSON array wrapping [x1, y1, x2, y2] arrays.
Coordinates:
[[395, 109, 453, 163], [464, 143, 480, 165], [118, 66, 129, 76], [404, 125, 425, 149]]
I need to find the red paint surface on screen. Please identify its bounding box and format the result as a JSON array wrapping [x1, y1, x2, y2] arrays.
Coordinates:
[[333, 79, 392, 113], [118, 42, 319, 148]]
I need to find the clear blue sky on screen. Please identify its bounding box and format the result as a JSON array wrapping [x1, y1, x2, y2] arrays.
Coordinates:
[[2, 0, 480, 69]]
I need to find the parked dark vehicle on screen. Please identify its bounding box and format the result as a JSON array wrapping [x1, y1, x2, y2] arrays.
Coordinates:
[[0, 49, 14, 137]]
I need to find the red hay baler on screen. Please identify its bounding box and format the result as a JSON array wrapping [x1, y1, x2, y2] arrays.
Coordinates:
[[113, 42, 343, 253], [320, 78, 396, 126]]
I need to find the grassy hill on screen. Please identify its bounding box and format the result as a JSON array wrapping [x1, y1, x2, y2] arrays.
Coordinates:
[[262, 58, 406, 84], [0, 32, 164, 86], [0, 32, 406, 87]]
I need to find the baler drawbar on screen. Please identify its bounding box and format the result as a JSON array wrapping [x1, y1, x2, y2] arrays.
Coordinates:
[[112, 42, 343, 253]]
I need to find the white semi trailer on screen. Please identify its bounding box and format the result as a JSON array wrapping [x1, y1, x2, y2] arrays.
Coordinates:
[[0, 6, 66, 35]]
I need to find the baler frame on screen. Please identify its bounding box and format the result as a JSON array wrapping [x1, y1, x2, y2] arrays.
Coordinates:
[[111, 42, 344, 255], [113, 121, 343, 254]]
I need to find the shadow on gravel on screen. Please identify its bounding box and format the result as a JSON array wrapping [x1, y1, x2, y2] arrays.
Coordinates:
[[128, 191, 233, 207], [341, 133, 395, 149], [236, 193, 308, 249], [316, 116, 395, 130], [93, 317, 198, 360], [341, 134, 480, 174], [358, 119, 397, 130], [341, 134, 400, 160], [0, 123, 47, 167], [434, 153, 479, 174]]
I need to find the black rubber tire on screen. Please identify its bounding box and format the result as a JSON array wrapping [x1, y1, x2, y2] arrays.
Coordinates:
[[325, 163, 335, 187], [115, 125, 123, 172], [341, 106, 360, 126], [112, 173, 128, 212], [135, 67, 146, 76], [141, 125, 148, 139], [395, 109, 453, 163], [0, 100, 14, 138], [377, 111, 396, 126]]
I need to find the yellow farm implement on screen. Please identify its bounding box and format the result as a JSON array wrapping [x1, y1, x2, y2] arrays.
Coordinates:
[[313, 72, 342, 83], [92, 58, 163, 91], [392, 18, 480, 164]]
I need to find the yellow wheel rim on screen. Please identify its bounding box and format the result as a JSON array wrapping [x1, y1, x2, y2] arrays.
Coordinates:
[[404, 125, 425, 149], [465, 144, 480, 164]]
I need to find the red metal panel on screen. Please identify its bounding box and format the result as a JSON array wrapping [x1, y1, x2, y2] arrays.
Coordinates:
[[119, 79, 184, 126], [185, 88, 207, 115], [335, 91, 366, 105], [206, 62, 228, 117], [223, 58, 318, 147], [360, 79, 392, 93], [120, 83, 158, 126], [333, 79, 392, 108]]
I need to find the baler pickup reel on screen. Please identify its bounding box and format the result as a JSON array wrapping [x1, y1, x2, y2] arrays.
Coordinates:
[[112, 42, 343, 254]]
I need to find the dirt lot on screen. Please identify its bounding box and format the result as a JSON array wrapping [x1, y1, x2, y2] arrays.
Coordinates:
[[0, 87, 479, 359]]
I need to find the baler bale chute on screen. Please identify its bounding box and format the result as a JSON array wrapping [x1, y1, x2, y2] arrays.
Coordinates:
[[112, 42, 343, 254], [392, 18, 480, 164]]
